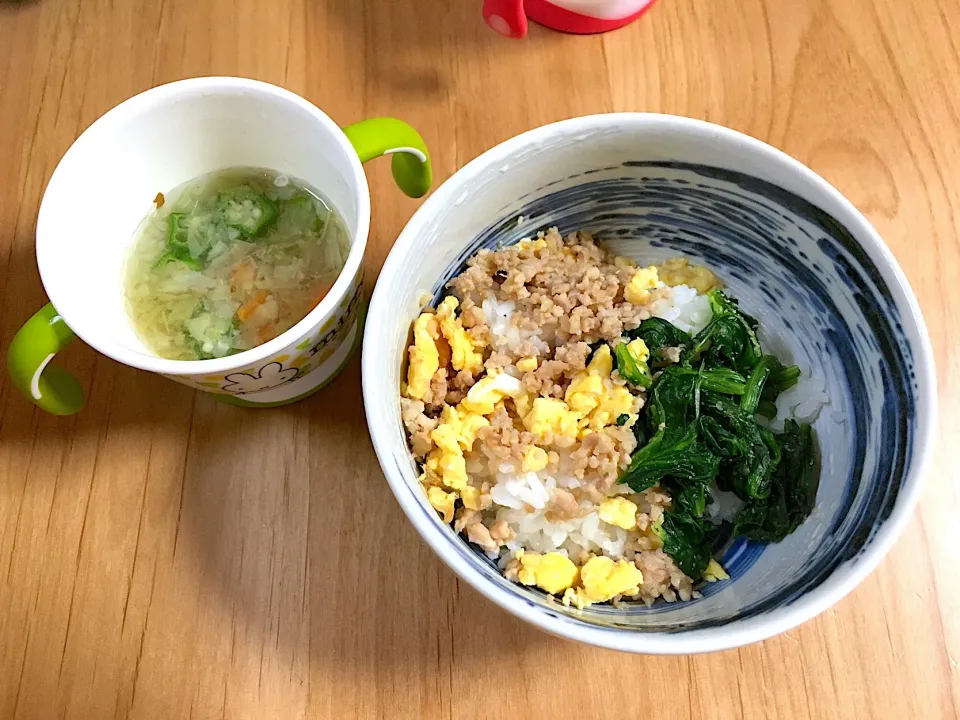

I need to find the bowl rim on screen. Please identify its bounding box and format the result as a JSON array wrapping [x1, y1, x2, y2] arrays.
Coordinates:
[[362, 112, 937, 654]]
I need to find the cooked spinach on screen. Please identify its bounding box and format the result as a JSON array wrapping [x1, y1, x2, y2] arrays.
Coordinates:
[[627, 317, 693, 361], [732, 420, 820, 542], [688, 289, 763, 373], [762, 363, 801, 403], [741, 355, 778, 415], [616, 288, 818, 582], [700, 367, 747, 395], [656, 499, 716, 578], [620, 424, 720, 493], [700, 394, 781, 500]]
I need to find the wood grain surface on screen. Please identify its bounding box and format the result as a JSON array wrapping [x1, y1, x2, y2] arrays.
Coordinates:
[[1, 0, 958, 718]]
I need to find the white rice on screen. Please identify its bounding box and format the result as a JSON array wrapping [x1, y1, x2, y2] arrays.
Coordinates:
[[650, 283, 713, 335], [482, 296, 550, 355]]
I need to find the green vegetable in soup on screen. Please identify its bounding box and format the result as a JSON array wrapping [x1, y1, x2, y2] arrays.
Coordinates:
[[153, 213, 203, 270], [279, 193, 327, 235], [217, 185, 278, 238], [125, 167, 351, 362], [182, 303, 238, 360]]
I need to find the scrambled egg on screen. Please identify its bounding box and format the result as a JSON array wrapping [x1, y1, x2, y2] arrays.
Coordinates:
[[521, 446, 549, 473], [588, 344, 613, 376], [624, 266, 660, 305], [426, 486, 456, 523], [406, 313, 440, 400], [562, 556, 644, 608], [598, 497, 638, 530], [426, 449, 468, 491], [564, 345, 636, 433], [585, 386, 635, 431], [460, 486, 481, 510], [702, 558, 730, 583], [461, 372, 523, 415], [428, 404, 490, 493], [517, 237, 548, 253], [433, 405, 489, 452], [516, 357, 538, 373], [626, 338, 649, 364], [656, 257, 722, 294], [566, 346, 611, 415], [525, 397, 580, 440], [565, 373, 604, 414], [613, 255, 635, 268], [517, 551, 579, 595], [512, 390, 532, 419], [435, 296, 483, 373]]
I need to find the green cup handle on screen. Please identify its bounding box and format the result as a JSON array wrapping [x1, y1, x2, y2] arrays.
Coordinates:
[[8, 303, 84, 415], [343, 118, 433, 199]]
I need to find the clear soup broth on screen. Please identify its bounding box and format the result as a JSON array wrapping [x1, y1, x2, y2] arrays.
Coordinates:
[[124, 167, 350, 361]]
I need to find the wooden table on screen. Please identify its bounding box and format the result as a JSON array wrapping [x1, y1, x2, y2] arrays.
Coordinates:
[[1, 0, 957, 718]]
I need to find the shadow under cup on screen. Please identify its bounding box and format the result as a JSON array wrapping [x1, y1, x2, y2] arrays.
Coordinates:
[[367, 117, 933, 648]]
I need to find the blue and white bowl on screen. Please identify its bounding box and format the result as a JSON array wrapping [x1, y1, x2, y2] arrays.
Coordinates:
[[362, 115, 936, 654]]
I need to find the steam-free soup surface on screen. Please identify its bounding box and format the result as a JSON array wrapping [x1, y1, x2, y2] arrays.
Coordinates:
[[124, 167, 349, 360]]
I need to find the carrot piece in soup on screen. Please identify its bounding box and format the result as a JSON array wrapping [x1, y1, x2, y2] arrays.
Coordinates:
[[238, 290, 270, 322]]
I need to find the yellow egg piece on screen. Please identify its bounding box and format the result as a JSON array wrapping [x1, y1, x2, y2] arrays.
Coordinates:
[[427, 448, 468, 491], [521, 446, 549, 473], [579, 556, 643, 603], [426, 486, 456, 523], [517, 552, 579, 595], [430, 422, 461, 455], [565, 372, 604, 415], [436, 296, 484, 373], [613, 255, 635, 268], [435, 404, 489, 452], [587, 344, 613, 378], [512, 390, 533, 419], [524, 397, 580, 440], [405, 313, 440, 400], [461, 372, 523, 416], [626, 338, 650, 364], [598, 497, 639, 530], [517, 237, 548, 253], [702, 558, 730, 582], [624, 266, 660, 305], [585, 385, 635, 430], [562, 587, 587, 609], [516, 357, 538, 373], [460, 486, 481, 510], [656, 257, 722, 294]]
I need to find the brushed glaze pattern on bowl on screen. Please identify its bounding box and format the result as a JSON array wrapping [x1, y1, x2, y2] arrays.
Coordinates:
[[422, 162, 917, 630]]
